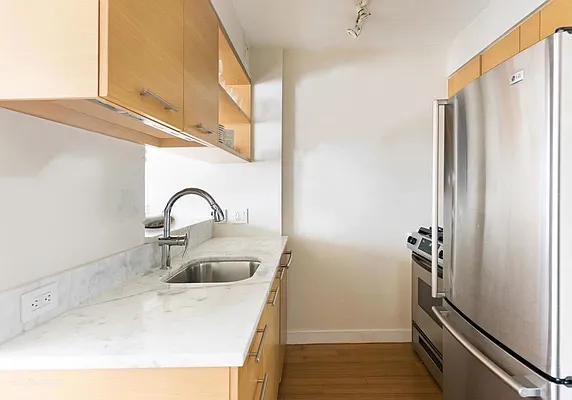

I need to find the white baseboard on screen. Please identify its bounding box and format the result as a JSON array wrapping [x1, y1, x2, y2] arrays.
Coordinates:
[[287, 329, 412, 344]]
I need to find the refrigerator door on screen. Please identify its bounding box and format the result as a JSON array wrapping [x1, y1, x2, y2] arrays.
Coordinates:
[[443, 37, 554, 375], [437, 304, 572, 400]]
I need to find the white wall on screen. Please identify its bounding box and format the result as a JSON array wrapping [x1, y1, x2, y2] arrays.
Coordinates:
[[448, 0, 548, 74], [0, 109, 144, 292], [145, 48, 283, 237], [211, 0, 250, 72], [283, 46, 447, 343]]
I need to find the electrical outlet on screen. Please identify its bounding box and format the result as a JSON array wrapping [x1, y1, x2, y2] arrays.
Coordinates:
[[21, 283, 58, 323], [224, 208, 249, 224]]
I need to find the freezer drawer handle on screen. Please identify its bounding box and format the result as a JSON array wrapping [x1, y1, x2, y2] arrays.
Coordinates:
[[432, 99, 447, 299], [432, 307, 542, 398]]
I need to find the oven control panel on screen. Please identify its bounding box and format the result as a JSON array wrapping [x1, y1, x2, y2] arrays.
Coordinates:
[[406, 231, 443, 266]]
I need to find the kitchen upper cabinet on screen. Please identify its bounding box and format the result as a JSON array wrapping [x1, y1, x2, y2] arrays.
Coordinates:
[[0, 0, 252, 162], [100, 0, 184, 130], [183, 0, 220, 143], [481, 28, 520, 74], [448, 56, 481, 98], [540, 0, 572, 39], [520, 12, 541, 51], [448, 0, 572, 99]]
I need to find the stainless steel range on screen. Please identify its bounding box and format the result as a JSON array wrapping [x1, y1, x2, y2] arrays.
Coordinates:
[[406, 226, 443, 387]]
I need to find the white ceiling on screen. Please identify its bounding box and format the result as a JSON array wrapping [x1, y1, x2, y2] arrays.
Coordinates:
[[232, 0, 490, 50]]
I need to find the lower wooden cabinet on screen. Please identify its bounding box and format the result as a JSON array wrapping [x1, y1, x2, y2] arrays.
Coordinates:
[[234, 271, 284, 400], [0, 261, 291, 400], [278, 266, 288, 380]]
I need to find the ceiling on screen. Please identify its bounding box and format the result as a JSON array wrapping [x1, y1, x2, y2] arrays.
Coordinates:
[[232, 0, 490, 50]]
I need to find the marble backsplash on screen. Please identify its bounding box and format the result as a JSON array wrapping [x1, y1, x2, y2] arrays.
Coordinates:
[[0, 220, 213, 345]]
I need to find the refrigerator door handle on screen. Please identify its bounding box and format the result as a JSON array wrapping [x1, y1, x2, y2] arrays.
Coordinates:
[[432, 306, 543, 398], [432, 99, 447, 299]]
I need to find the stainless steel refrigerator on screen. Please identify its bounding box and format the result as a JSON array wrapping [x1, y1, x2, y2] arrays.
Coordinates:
[[431, 29, 572, 399]]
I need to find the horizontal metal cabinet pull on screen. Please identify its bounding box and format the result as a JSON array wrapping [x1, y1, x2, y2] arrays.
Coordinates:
[[139, 88, 179, 112], [277, 267, 286, 281], [432, 307, 542, 398], [249, 325, 268, 363], [281, 250, 293, 268], [257, 373, 269, 400], [267, 287, 280, 306], [192, 123, 216, 135]]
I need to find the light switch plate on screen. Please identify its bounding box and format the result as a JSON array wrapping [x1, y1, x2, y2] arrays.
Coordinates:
[[225, 208, 249, 224], [21, 282, 58, 323]]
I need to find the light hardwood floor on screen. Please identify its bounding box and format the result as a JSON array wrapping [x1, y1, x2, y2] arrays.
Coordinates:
[[278, 343, 442, 400]]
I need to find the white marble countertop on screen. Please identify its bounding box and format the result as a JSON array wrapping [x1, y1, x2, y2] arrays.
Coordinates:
[[0, 237, 288, 370]]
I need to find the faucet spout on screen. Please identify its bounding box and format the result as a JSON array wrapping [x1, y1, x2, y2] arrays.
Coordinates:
[[159, 188, 224, 270]]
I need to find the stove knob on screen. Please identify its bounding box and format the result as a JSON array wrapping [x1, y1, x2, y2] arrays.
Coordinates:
[[407, 236, 417, 245]]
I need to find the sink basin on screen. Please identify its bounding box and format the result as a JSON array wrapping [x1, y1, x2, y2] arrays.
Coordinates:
[[164, 259, 261, 284]]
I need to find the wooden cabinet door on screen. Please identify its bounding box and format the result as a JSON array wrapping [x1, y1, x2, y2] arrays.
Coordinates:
[[264, 281, 281, 400], [520, 12, 541, 51], [99, 0, 184, 129], [448, 56, 481, 98], [540, 0, 572, 39], [278, 267, 287, 381], [481, 28, 520, 74], [183, 0, 220, 143]]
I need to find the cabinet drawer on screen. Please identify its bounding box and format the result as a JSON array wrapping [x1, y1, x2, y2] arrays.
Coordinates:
[[239, 321, 267, 400]]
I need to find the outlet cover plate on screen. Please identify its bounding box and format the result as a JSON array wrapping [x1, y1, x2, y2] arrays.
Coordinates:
[[21, 282, 58, 323], [225, 208, 249, 224]]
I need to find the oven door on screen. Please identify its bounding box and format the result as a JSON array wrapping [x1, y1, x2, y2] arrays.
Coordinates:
[[412, 254, 444, 354]]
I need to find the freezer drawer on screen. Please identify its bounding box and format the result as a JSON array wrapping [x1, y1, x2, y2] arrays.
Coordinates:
[[437, 303, 572, 400]]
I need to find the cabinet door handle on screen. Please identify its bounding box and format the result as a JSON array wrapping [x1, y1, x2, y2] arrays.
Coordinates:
[[281, 250, 293, 268], [193, 123, 216, 135], [249, 325, 267, 363], [267, 287, 280, 306], [139, 89, 179, 112], [257, 373, 269, 400], [277, 266, 286, 281]]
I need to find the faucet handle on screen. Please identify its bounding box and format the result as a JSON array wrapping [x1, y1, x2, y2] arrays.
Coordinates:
[[158, 235, 187, 247], [182, 233, 191, 260]]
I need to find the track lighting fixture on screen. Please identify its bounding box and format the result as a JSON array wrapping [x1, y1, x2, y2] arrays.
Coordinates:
[[347, 0, 371, 38]]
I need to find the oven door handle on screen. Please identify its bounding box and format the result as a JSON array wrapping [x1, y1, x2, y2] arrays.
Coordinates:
[[432, 306, 543, 398], [432, 99, 448, 299]]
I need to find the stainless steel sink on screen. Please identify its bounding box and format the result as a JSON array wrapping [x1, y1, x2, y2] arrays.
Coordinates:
[[164, 259, 261, 284]]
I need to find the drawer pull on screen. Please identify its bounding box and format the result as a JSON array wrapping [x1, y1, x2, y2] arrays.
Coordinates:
[[193, 123, 216, 135], [267, 287, 280, 306], [281, 250, 293, 268], [139, 89, 179, 112], [277, 267, 286, 281], [257, 373, 269, 400], [249, 325, 267, 363]]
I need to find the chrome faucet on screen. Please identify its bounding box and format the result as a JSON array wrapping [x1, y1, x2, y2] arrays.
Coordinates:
[[158, 188, 224, 270]]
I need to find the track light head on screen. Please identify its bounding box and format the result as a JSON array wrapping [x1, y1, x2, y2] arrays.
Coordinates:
[[347, 0, 371, 39]]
